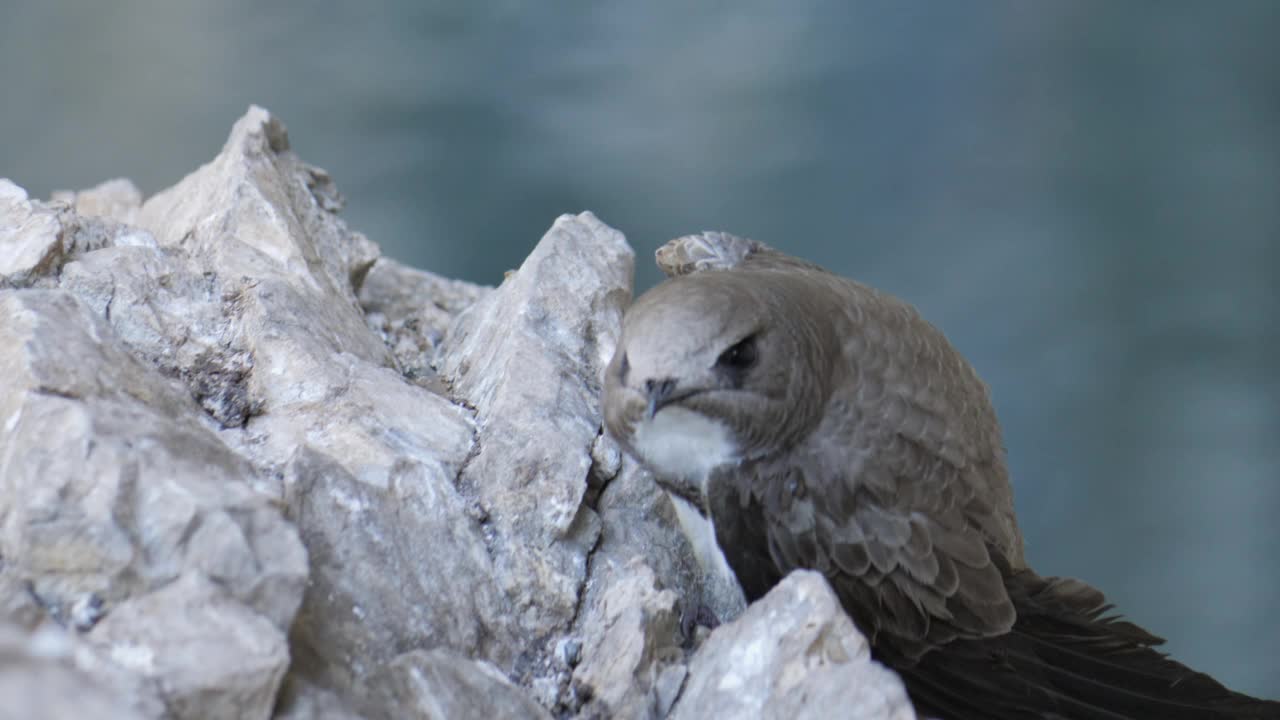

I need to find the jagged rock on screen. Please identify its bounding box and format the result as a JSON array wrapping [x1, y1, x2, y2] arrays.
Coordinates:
[[282, 446, 510, 694], [131, 106, 391, 446], [92, 573, 290, 719], [586, 454, 703, 624], [272, 676, 366, 720], [0, 287, 307, 718], [0, 106, 917, 720], [51, 177, 145, 225], [0, 180, 63, 285], [0, 288, 307, 626], [436, 211, 631, 659], [358, 649, 553, 720], [571, 559, 684, 719], [0, 621, 162, 720], [0, 178, 155, 289], [671, 571, 917, 720], [358, 257, 489, 388], [599, 456, 747, 630], [577, 441, 748, 673], [137, 109, 379, 309]]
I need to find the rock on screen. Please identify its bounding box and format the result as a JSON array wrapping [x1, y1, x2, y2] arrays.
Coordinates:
[[437, 211, 632, 655], [671, 571, 917, 720], [0, 287, 307, 719], [0, 178, 158, 290], [589, 447, 696, 599], [129, 106, 391, 442], [358, 649, 554, 720], [92, 574, 290, 720], [0, 107, 916, 720], [282, 447, 510, 694], [571, 560, 684, 719], [0, 620, 162, 720], [272, 676, 366, 720], [358, 257, 489, 388], [0, 179, 64, 286], [51, 177, 145, 225], [137, 107, 380, 307], [0, 289, 307, 629]]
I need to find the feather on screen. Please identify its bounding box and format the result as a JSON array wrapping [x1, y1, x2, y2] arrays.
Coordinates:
[[830, 540, 871, 576]]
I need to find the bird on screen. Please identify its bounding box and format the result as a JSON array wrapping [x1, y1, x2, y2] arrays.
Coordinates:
[[601, 231, 1278, 720]]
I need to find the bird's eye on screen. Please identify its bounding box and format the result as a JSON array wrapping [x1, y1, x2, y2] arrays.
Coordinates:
[[716, 335, 758, 372]]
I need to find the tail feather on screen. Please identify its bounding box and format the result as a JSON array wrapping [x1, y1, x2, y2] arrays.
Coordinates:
[[894, 568, 1280, 719]]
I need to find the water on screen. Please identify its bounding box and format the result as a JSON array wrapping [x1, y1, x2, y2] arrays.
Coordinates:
[[4, 0, 1277, 697]]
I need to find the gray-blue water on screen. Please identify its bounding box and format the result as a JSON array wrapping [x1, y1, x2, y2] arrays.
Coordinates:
[[4, 1, 1277, 698]]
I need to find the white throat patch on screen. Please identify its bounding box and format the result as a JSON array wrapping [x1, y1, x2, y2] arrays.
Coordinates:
[[669, 492, 747, 618], [630, 405, 747, 619], [629, 406, 739, 490]]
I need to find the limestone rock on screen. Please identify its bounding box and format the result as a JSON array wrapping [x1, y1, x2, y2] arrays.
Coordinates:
[[272, 676, 366, 720], [92, 574, 290, 720], [671, 571, 917, 720], [437, 211, 632, 647], [0, 289, 307, 629], [0, 107, 917, 720], [571, 560, 684, 720], [137, 107, 380, 310], [0, 178, 155, 290], [0, 180, 63, 286], [358, 257, 489, 387], [0, 621, 161, 720], [0, 287, 307, 719], [358, 649, 554, 720], [51, 177, 145, 225], [282, 447, 510, 693]]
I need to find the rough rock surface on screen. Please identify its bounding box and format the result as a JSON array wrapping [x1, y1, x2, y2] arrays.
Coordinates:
[[570, 559, 685, 719], [0, 621, 159, 720], [672, 571, 916, 720], [357, 649, 554, 720], [0, 106, 913, 719]]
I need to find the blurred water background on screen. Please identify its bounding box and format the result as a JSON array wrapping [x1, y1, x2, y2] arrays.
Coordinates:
[[3, 0, 1277, 697]]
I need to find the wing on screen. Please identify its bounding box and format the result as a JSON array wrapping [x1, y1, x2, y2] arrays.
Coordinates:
[[704, 421, 1280, 719], [707, 431, 1017, 664], [777, 269, 1025, 661]]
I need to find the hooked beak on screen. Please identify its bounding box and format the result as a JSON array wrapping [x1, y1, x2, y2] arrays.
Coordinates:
[[644, 378, 677, 420]]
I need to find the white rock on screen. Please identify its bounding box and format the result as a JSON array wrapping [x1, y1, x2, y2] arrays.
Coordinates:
[[571, 560, 683, 719], [0, 106, 917, 720], [438, 211, 633, 643], [359, 649, 554, 720], [92, 574, 290, 720], [0, 620, 162, 720], [671, 570, 917, 720]]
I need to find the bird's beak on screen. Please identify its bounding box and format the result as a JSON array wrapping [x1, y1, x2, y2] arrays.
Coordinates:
[[644, 378, 677, 420]]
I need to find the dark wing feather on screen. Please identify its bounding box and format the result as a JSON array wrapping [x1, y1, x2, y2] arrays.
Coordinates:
[[706, 460, 1280, 719], [900, 562, 1280, 719]]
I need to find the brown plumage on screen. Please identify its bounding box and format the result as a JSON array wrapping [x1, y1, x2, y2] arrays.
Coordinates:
[[601, 232, 1278, 719]]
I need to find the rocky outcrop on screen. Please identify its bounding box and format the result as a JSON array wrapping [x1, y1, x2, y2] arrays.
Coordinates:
[[0, 107, 913, 719]]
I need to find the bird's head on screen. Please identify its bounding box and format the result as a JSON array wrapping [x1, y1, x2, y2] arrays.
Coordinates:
[[602, 268, 842, 496]]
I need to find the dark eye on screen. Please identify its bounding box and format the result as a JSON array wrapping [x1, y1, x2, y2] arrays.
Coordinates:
[[716, 335, 758, 372]]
